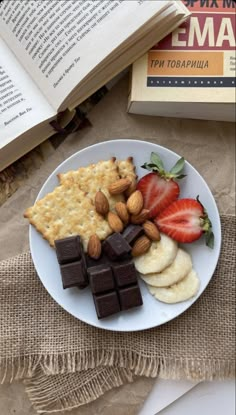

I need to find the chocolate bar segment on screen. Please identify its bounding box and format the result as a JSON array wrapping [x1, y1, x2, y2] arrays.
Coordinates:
[[122, 224, 143, 245], [55, 235, 82, 264], [118, 285, 143, 311], [60, 259, 88, 289], [102, 233, 131, 261], [93, 291, 120, 319], [112, 260, 137, 287], [85, 253, 108, 269], [55, 232, 143, 318], [88, 264, 114, 294]]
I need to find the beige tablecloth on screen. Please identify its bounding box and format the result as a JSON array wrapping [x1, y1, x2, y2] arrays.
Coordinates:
[[0, 75, 235, 415]]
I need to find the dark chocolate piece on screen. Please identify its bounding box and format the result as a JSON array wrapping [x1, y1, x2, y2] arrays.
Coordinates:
[[118, 285, 143, 311], [85, 253, 108, 268], [88, 264, 115, 294], [122, 224, 144, 246], [102, 233, 131, 261], [55, 235, 82, 264], [93, 291, 120, 319], [111, 260, 137, 287], [60, 259, 88, 289]]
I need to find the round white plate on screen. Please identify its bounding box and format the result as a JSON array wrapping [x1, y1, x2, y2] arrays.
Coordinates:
[[29, 139, 221, 331]]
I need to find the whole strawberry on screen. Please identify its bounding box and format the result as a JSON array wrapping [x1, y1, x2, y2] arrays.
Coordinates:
[[137, 152, 185, 218], [155, 197, 214, 248]]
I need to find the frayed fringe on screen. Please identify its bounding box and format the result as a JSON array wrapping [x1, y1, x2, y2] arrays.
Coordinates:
[[38, 350, 235, 381], [40, 350, 236, 381], [1, 351, 235, 413], [1, 349, 235, 385], [0, 355, 42, 383], [25, 366, 134, 414]]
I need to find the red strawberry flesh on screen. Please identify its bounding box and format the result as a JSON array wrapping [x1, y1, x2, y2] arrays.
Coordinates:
[[137, 173, 180, 218], [155, 199, 205, 243]]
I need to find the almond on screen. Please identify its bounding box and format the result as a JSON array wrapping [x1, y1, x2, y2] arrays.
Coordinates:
[[125, 177, 137, 197], [108, 178, 131, 195], [87, 234, 102, 259], [143, 220, 161, 241], [130, 209, 150, 225], [115, 202, 129, 224], [107, 211, 124, 233], [95, 190, 109, 216], [126, 190, 143, 215], [131, 235, 151, 257]]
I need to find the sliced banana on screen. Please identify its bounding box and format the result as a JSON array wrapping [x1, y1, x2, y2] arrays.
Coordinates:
[[140, 248, 192, 287], [133, 233, 178, 274], [148, 269, 200, 304]]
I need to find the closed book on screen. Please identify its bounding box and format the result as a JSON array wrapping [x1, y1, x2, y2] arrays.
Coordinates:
[[128, 0, 236, 122]]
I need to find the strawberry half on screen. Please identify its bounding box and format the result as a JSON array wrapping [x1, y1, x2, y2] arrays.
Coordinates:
[[137, 152, 185, 217], [155, 197, 214, 248]]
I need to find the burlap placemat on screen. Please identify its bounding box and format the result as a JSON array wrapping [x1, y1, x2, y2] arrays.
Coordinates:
[[0, 214, 235, 413]]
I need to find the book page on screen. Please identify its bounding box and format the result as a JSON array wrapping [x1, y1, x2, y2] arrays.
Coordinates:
[[68, 3, 187, 108], [0, 36, 55, 149], [0, 0, 176, 111]]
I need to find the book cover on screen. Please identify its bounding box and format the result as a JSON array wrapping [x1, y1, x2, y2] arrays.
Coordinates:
[[129, 0, 236, 121]]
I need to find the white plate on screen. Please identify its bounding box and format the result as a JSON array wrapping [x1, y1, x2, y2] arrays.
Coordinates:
[[29, 140, 221, 332]]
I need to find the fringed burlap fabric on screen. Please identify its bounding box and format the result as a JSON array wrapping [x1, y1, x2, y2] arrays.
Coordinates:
[[0, 214, 235, 413]]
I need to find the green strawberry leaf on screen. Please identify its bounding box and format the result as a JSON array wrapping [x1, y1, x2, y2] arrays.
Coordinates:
[[170, 157, 185, 175], [150, 152, 164, 170], [141, 153, 186, 180], [141, 162, 164, 173], [141, 163, 155, 171], [196, 196, 214, 249], [175, 174, 187, 179], [205, 229, 214, 249]]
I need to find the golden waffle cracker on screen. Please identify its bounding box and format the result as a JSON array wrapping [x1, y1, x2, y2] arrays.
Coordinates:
[[24, 183, 112, 250], [116, 156, 137, 181], [57, 157, 136, 210], [58, 158, 122, 210]]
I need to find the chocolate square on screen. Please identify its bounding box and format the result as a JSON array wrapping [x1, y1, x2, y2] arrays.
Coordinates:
[[93, 291, 120, 319], [112, 260, 137, 287], [102, 233, 131, 261], [122, 224, 144, 245], [88, 264, 115, 294], [60, 259, 88, 289], [118, 285, 143, 311], [55, 235, 82, 264], [86, 253, 108, 269]]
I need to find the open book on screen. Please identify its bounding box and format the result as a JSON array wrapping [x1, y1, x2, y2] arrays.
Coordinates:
[[0, 0, 190, 172]]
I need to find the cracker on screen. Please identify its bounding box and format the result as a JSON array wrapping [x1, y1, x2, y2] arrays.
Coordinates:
[[57, 157, 136, 210], [58, 158, 119, 191], [24, 157, 138, 249], [58, 158, 122, 209], [116, 156, 137, 181], [24, 183, 112, 250]]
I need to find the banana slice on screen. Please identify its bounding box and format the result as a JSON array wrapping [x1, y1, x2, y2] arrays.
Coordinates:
[[140, 248, 192, 287], [133, 233, 178, 274], [148, 269, 200, 304]]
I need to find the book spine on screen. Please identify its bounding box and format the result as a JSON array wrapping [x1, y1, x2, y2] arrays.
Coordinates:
[[147, 0, 236, 89]]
